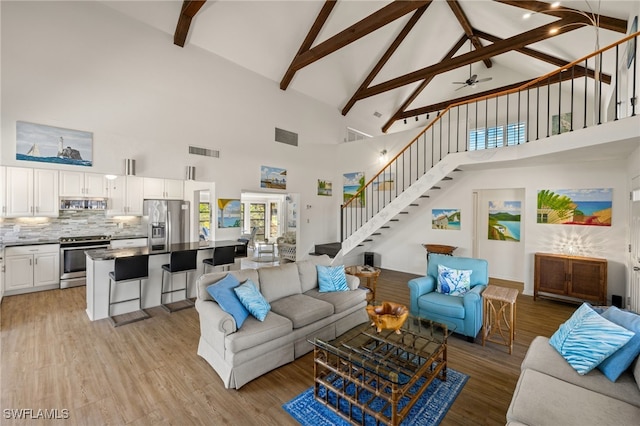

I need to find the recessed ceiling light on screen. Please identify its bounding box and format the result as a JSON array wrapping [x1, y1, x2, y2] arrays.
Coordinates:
[[373, 111, 382, 118]]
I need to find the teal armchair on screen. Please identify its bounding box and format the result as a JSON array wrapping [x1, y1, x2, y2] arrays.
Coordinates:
[[407, 254, 488, 341]]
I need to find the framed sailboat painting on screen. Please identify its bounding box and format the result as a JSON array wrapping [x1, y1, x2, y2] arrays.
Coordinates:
[[16, 121, 93, 167]]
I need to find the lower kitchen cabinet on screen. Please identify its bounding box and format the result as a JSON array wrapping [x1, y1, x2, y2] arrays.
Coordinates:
[[4, 244, 60, 294]]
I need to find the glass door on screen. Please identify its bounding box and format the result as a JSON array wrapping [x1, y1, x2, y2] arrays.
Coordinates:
[[250, 203, 266, 242]]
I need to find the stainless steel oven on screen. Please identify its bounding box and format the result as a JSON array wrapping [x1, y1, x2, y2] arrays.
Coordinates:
[[59, 235, 110, 288]]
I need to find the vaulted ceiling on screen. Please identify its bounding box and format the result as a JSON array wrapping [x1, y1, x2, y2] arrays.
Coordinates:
[[104, 0, 632, 137]]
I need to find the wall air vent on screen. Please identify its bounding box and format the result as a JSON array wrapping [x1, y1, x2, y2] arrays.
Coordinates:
[[189, 145, 219, 158], [344, 127, 372, 143], [275, 127, 298, 147]]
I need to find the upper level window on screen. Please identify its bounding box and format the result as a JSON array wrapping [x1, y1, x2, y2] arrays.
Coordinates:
[[469, 122, 525, 151]]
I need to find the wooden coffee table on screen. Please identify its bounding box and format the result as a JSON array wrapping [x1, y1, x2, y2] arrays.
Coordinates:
[[309, 317, 451, 425], [345, 265, 380, 303]]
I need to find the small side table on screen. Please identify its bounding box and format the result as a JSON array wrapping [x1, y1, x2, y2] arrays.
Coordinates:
[[345, 265, 381, 303], [482, 285, 519, 354], [256, 242, 275, 260]]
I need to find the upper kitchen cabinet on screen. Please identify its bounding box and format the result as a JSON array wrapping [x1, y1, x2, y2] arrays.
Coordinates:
[[5, 167, 58, 217], [143, 177, 184, 200], [59, 171, 107, 197], [106, 175, 144, 216], [0, 166, 6, 217]]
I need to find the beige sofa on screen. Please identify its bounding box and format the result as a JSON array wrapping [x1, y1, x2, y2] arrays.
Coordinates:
[[195, 255, 368, 389], [507, 336, 640, 425]]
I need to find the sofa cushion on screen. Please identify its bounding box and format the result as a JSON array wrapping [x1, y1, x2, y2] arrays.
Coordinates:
[[522, 336, 640, 407], [297, 255, 332, 293], [317, 265, 349, 292], [417, 292, 465, 319], [258, 263, 302, 303], [549, 303, 634, 375], [305, 288, 367, 314], [507, 368, 640, 426], [206, 274, 249, 328], [598, 306, 640, 382], [225, 311, 292, 353], [270, 294, 334, 329], [198, 269, 261, 302], [234, 279, 271, 321], [436, 264, 471, 296]]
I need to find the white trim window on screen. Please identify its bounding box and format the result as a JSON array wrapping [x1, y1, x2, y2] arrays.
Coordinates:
[[469, 122, 525, 150]]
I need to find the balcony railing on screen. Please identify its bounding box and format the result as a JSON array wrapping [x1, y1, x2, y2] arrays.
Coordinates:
[[341, 30, 639, 243]]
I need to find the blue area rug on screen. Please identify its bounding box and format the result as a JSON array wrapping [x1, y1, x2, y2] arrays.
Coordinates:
[[283, 368, 468, 426]]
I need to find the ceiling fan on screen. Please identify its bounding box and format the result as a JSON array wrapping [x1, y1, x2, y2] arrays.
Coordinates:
[[452, 63, 492, 91]]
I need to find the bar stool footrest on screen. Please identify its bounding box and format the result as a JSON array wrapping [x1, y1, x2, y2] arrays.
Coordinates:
[[161, 298, 195, 313], [109, 310, 150, 327]]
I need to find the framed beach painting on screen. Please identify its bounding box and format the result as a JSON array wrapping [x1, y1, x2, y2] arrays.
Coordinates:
[[343, 172, 365, 207], [260, 166, 287, 190], [488, 201, 521, 242], [537, 188, 612, 226], [16, 121, 92, 166], [373, 173, 395, 191], [317, 179, 332, 196], [217, 199, 241, 228], [432, 209, 461, 230]]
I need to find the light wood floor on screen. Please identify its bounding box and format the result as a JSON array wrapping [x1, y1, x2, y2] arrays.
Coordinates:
[[0, 269, 576, 425]]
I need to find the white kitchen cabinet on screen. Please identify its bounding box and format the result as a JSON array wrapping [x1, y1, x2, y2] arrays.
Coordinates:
[[5, 167, 58, 217], [143, 177, 183, 200], [0, 166, 6, 217], [59, 171, 107, 197], [106, 175, 144, 216], [110, 238, 148, 249], [4, 244, 60, 293]]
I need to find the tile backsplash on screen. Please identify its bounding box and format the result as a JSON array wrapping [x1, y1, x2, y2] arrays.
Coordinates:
[[0, 210, 146, 243]]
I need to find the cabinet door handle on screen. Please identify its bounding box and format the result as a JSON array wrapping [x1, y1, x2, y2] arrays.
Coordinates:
[[34, 258, 37, 265], [634, 266, 640, 272], [36, 206, 39, 213], [29, 259, 32, 266]]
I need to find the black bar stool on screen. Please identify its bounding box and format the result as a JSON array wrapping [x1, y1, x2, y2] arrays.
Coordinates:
[[203, 245, 236, 273], [160, 250, 198, 313], [108, 255, 150, 327]]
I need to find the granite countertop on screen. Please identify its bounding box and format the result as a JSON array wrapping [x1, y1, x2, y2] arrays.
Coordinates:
[[3, 239, 61, 247], [86, 240, 244, 260]]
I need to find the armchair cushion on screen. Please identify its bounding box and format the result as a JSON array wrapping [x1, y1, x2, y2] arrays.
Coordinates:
[[437, 264, 471, 296]]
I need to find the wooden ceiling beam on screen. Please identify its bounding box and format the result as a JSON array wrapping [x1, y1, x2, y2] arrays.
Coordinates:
[[280, 0, 337, 90], [474, 29, 611, 85], [174, 0, 207, 47], [281, 0, 431, 90], [446, 0, 492, 68], [382, 35, 467, 133], [342, 2, 432, 115], [356, 18, 583, 100], [493, 0, 627, 33], [400, 67, 593, 118]]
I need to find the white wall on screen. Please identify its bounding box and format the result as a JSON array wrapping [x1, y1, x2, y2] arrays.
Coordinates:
[[0, 1, 364, 254]]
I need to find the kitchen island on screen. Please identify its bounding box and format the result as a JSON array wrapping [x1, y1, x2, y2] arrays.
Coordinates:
[[85, 240, 245, 321]]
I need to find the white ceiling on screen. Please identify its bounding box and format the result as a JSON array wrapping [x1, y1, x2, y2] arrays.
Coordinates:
[[102, 0, 634, 137]]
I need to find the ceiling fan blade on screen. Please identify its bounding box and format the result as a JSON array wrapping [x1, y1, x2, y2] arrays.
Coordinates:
[[455, 85, 468, 91], [469, 74, 478, 83], [452, 82, 467, 85], [476, 77, 493, 83]]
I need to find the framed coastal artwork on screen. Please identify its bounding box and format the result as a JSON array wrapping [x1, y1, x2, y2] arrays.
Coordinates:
[[373, 173, 395, 191], [317, 179, 332, 196], [432, 209, 461, 230], [260, 166, 287, 190], [217, 199, 241, 228], [551, 113, 572, 135], [16, 121, 93, 167], [488, 201, 521, 242], [343, 172, 365, 207], [537, 188, 612, 226]]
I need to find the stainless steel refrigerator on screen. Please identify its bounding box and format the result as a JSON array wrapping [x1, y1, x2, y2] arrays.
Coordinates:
[[143, 199, 190, 252]]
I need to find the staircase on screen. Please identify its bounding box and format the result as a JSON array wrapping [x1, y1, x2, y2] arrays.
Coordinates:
[[339, 30, 639, 258]]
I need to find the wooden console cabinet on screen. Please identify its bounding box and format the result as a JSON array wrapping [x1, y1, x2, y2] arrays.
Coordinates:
[[534, 253, 607, 305]]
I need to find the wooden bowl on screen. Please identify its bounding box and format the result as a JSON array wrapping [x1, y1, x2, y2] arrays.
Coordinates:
[[366, 302, 409, 334]]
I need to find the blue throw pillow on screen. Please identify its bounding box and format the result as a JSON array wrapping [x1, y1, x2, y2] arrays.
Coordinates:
[[206, 274, 249, 328], [597, 306, 640, 381], [234, 279, 271, 321], [317, 265, 349, 292], [549, 303, 634, 375], [437, 264, 471, 296]]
